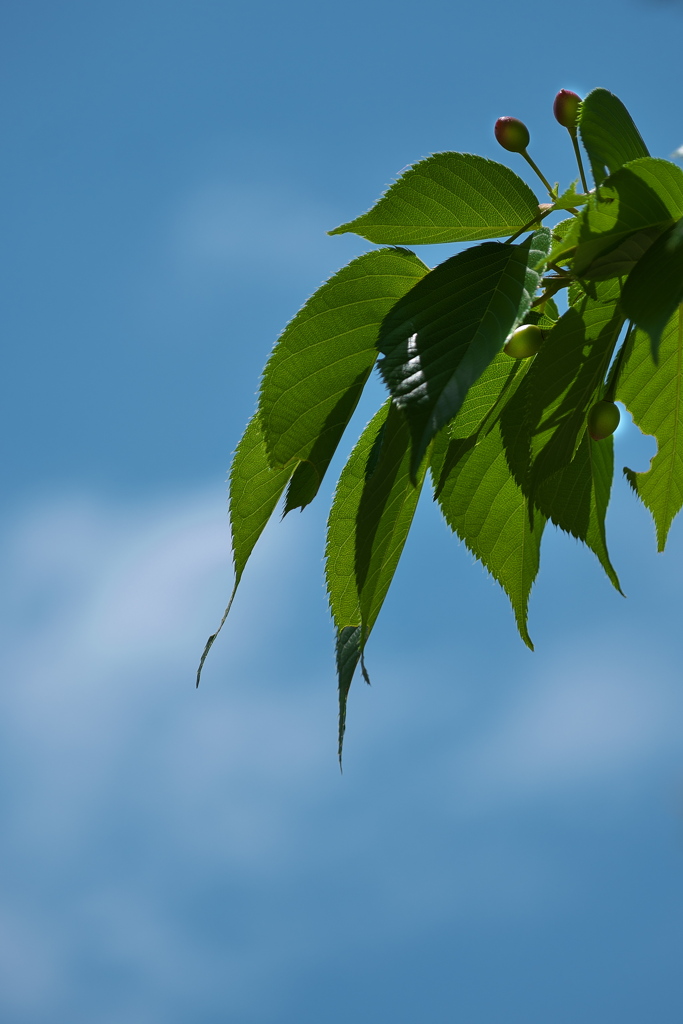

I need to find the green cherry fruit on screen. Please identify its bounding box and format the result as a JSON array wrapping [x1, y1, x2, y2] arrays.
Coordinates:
[[553, 89, 581, 129], [494, 116, 530, 153], [587, 400, 620, 440], [503, 324, 543, 359]]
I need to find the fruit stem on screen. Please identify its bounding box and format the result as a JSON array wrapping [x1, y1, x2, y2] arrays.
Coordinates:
[[569, 128, 590, 194], [530, 275, 571, 307], [521, 151, 556, 199], [505, 204, 554, 245], [604, 323, 633, 402]]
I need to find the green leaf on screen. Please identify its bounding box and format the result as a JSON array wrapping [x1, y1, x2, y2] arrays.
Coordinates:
[[617, 308, 683, 550], [196, 414, 296, 686], [431, 424, 545, 649], [571, 158, 683, 276], [553, 180, 592, 210], [447, 351, 530, 440], [328, 153, 541, 245], [547, 215, 580, 267], [326, 401, 427, 760], [578, 88, 649, 186], [501, 297, 625, 492], [377, 229, 551, 479], [534, 432, 622, 593], [621, 218, 683, 356], [259, 247, 429, 510], [580, 225, 663, 284]]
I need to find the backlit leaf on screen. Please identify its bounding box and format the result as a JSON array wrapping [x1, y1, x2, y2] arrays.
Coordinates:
[[617, 307, 683, 550], [553, 180, 592, 210], [579, 88, 649, 186], [328, 153, 540, 245], [431, 424, 545, 648], [535, 432, 622, 592], [197, 414, 296, 686], [326, 402, 427, 760], [259, 247, 429, 509]]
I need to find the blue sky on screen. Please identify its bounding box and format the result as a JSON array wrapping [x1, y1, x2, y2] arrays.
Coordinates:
[[3, 1, 683, 1021]]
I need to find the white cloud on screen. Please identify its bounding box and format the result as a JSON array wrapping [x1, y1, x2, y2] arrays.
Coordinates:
[[0, 490, 682, 1019], [454, 647, 679, 804]]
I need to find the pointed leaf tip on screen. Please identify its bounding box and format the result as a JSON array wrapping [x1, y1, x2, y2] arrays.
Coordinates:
[[328, 153, 540, 245]]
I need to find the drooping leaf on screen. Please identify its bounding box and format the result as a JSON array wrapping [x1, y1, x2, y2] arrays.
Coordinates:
[[447, 350, 531, 440], [534, 432, 622, 593], [501, 297, 625, 493], [578, 88, 649, 186], [259, 247, 429, 510], [328, 153, 541, 245], [377, 229, 551, 479], [431, 424, 545, 648], [326, 401, 427, 760], [617, 307, 683, 550], [621, 218, 683, 356], [569, 158, 683, 275], [196, 414, 296, 686]]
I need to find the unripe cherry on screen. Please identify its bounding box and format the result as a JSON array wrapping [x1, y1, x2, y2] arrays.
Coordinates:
[[587, 400, 620, 440], [553, 89, 581, 130], [494, 116, 530, 154], [503, 324, 543, 359]]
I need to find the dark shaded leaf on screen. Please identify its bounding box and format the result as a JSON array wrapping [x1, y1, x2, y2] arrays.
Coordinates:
[[535, 432, 622, 592], [377, 229, 550, 479], [621, 218, 683, 356], [501, 297, 625, 493]]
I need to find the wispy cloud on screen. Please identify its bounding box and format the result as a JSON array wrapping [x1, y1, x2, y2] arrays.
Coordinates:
[[0, 491, 681, 1020]]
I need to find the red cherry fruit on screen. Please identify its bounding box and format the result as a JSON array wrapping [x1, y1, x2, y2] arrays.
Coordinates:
[[503, 324, 543, 359], [494, 116, 530, 154], [553, 90, 581, 130], [587, 400, 620, 440]]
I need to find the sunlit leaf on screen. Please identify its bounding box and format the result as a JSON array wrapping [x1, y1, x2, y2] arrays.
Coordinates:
[[553, 180, 592, 210], [579, 88, 649, 186], [329, 153, 540, 245], [197, 414, 296, 686], [431, 424, 545, 648], [617, 307, 683, 550], [259, 247, 429, 509], [571, 158, 683, 275], [446, 352, 528, 440], [326, 402, 427, 760]]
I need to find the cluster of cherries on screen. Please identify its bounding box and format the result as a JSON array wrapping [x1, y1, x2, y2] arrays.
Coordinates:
[[495, 90, 620, 441]]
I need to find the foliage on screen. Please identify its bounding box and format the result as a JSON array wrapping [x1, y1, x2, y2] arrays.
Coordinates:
[[199, 88, 683, 762]]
